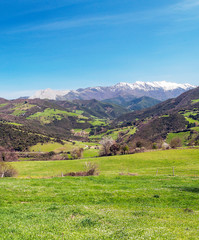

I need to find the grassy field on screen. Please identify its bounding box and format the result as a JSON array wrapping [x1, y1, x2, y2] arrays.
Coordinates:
[[90, 126, 136, 140], [166, 132, 191, 146], [30, 141, 100, 156], [12, 103, 35, 116], [1, 149, 199, 239], [12, 149, 199, 178]]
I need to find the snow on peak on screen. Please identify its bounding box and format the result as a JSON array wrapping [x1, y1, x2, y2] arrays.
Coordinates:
[[114, 81, 195, 91], [29, 81, 195, 100], [29, 88, 69, 100]]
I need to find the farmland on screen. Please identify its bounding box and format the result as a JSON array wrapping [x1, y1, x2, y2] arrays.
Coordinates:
[[0, 149, 199, 239]]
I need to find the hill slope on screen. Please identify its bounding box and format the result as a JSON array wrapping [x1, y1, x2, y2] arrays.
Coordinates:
[[115, 87, 199, 146], [103, 95, 161, 111], [0, 98, 128, 150]]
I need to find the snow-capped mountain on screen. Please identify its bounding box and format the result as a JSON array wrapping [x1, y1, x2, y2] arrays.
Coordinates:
[[30, 81, 196, 101], [29, 88, 70, 100]]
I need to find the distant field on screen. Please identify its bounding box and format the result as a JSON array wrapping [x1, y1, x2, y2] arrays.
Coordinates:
[[1, 151, 199, 239], [12, 149, 199, 178], [166, 131, 190, 146], [192, 98, 199, 104], [29, 141, 100, 159], [90, 126, 136, 140]]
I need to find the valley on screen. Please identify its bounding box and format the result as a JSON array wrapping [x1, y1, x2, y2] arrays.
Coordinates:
[[0, 83, 198, 240]]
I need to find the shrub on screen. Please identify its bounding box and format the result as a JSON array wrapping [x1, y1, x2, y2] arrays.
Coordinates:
[[110, 143, 120, 155], [136, 141, 142, 148], [0, 162, 18, 177], [121, 145, 129, 155], [48, 151, 56, 157], [84, 162, 99, 176], [0, 146, 18, 162], [170, 137, 182, 148], [71, 148, 84, 159], [64, 162, 99, 177], [152, 143, 158, 149]]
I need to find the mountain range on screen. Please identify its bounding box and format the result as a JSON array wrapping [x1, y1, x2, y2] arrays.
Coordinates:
[[0, 86, 198, 151], [30, 81, 195, 101]]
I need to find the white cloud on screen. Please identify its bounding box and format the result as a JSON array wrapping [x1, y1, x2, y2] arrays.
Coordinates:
[[5, 0, 199, 35], [173, 0, 199, 11], [0, 90, 36, 99]]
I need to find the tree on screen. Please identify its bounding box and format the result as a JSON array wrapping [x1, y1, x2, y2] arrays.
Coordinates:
[[121, 145, 129, 155], [110, 143, 120, 155], [99, 136, 114, 156], [0, 147, 18, 162], [0, 162, 18, 177]]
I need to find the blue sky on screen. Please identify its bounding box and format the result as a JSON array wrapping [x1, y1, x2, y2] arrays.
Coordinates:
[[0, 0, 199, 98]]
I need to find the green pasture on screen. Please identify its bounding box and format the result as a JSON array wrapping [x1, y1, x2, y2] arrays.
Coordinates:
[[27, 108, 72, 124], [90, 127, 136, 141], [166, 131, 191, 146], [0, 121, 23, 126], [89, 119, 106, 126], [12, 103, 35, 116], [0, 149, 198, 239], [12, 149, 199, 178], [0, 103, 8, 108], [29, 141, 100, 158], [191, 127, 199, 132], [192, 98, 199, 104]]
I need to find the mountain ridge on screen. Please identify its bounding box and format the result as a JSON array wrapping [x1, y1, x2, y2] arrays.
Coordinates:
[[30, 81, 196, 101]]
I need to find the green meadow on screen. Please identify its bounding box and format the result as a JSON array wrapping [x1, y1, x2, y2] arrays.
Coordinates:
[[29, 141, 100, 159], [0, 149, 199, 239], [13, 149, 199, 178]]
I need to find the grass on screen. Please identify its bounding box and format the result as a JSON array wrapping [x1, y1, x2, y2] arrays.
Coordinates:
[[166, 132, 191, 146], [73, 128, 91, 133], [27, 108, 71, 124], [185, 117, 199, 124], [89, 119, 106, 126], [192, 98, 199, 104], [0, 103, 8, 108], [12, 103, 35, 116], [0, 175, 199, 238], [107, 127, 136, 140], [29, 141, 100, 157], [12, 149, 199, 178], [90, 127, 136, 141], [0, 121, 23, 126], [0, 149, 198, 239], [27, 108, 88, 124], [191, 127, 199, 132]]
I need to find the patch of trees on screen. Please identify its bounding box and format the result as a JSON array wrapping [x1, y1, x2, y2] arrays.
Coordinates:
[[0, 123, 50, 151], [99, 136, 129, 156], [130, 113, 187, 143]]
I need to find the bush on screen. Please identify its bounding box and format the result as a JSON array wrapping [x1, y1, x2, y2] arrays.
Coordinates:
[[0, 162, 18, 177], [152, 143, 158, 149], [64, 162, 99, 177], [71, 148, 84, 159], [121, 145, 129, 155], [170, 137, 182, 148], [0, 147, 18, 162]]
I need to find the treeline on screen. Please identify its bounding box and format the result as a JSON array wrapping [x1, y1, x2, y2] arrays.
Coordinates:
[[0, 123, 50, 151]]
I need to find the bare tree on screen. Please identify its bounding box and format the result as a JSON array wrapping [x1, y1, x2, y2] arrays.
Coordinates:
[[0, 147, 18, 162], [99, 136, 114, 156]]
